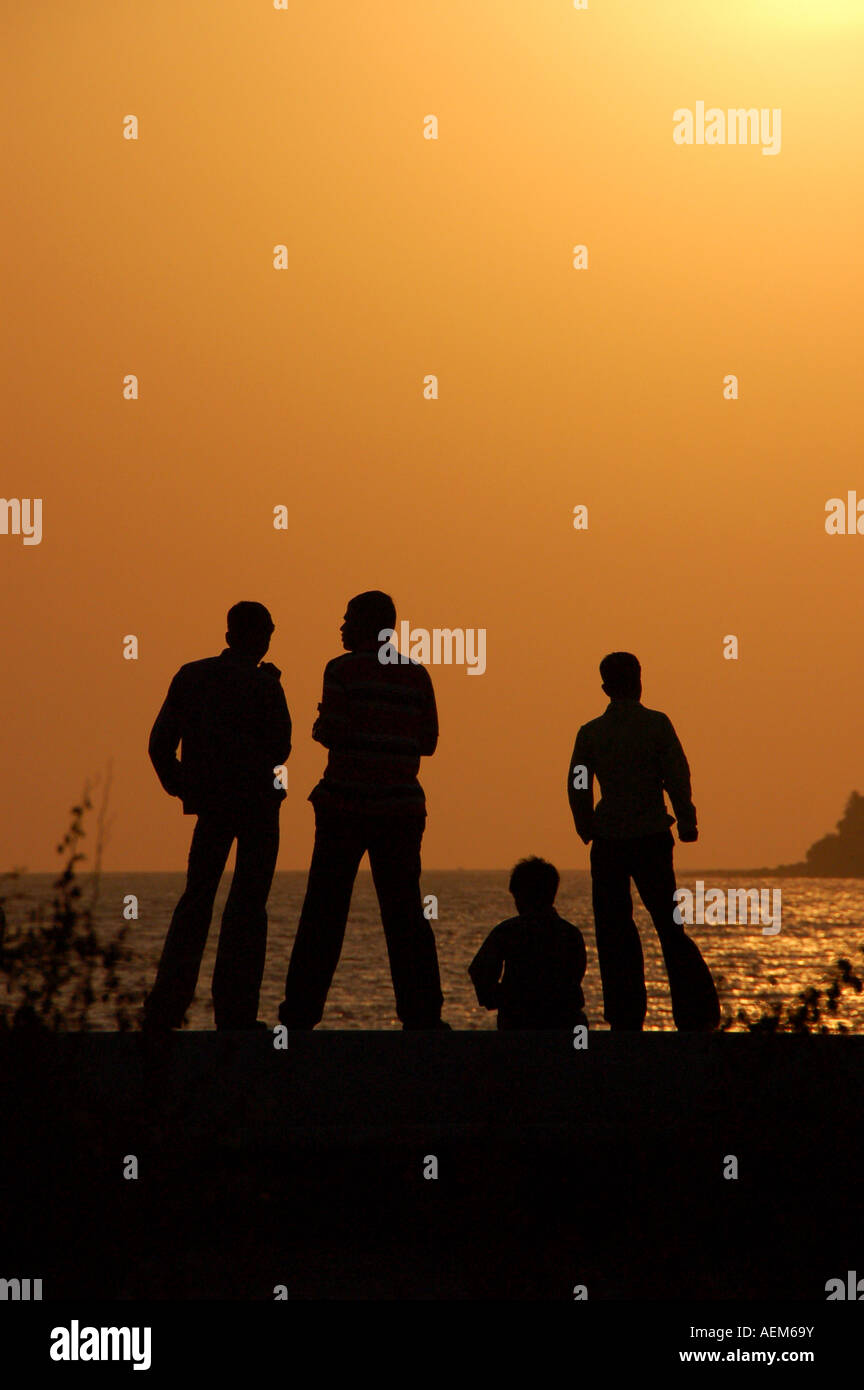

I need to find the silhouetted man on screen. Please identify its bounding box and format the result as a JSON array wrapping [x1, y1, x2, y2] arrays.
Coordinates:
[[568, 652, 719, 1031], [143, 602, 291, 1032], [278, 590, 445, 1029], [469, 857, 587, 1030]]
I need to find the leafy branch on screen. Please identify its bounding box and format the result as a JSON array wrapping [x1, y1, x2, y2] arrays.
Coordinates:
[[0, 774, 139, 1032]]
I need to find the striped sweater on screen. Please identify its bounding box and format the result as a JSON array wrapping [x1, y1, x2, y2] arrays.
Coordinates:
[[309, 650, 438, 815]]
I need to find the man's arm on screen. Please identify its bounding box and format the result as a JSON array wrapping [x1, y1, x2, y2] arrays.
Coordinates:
[[418, 668, 439, 757], [567, 726, 595, 844], [260, 662, 292, 763], [660, 715, 698, 842], [148, 673, 186, 798], [569, 926, 588, 985], [468, 927, 506, 1010], [311, 661, 348, 749]]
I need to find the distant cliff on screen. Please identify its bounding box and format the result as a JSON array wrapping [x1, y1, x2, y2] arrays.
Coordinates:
[[772, 791, 864, 877]]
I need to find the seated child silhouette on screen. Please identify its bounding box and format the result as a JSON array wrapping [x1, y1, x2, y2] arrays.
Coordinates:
[[469, 857, 588, 1029]]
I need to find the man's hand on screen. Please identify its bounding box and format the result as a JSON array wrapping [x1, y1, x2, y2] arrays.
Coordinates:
[[162, 772, 184, 799], [678, 825, 698, 843], [573, 813, 594, 846]]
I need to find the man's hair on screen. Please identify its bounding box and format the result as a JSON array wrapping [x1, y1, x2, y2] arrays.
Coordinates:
[[226, 601, 274, 644], [347, 590, 396, 636], [508, 856, 560, 908], [599, 651, 641, 698]]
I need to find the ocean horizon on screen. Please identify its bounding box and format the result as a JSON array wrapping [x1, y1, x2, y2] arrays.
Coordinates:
[[4, 870, 864, 1034]]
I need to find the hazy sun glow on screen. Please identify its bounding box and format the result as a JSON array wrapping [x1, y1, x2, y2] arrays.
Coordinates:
[[2, 2, 862, 873]]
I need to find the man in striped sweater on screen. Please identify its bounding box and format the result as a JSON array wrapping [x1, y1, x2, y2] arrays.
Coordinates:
[[278, 590, 446, 1029]]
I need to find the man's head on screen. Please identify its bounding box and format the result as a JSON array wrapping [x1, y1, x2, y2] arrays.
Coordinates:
[[341, 590, 396, 652], [599, 651, 642, 700], [509, 856, 560, 915], [226, 601, 274, 663]]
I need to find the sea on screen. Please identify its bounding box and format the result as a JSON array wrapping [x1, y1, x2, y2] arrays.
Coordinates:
[[3, 872, 864, 1032]]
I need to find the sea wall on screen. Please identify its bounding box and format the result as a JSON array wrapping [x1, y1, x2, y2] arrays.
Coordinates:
[[2, 1033, 862, 1299]]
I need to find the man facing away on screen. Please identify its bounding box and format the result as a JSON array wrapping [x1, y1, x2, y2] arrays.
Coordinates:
[[278, 590, 446, 1029], [143, 601, 292, 1032], [469, 857, 587, 1030], [568, 651, 719, 1031]]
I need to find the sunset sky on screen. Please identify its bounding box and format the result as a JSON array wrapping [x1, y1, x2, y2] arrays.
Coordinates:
[[2, 1, 863, 872]]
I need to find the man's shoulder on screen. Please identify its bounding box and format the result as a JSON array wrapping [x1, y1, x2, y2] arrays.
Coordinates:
[[496, 910, 584, 945], [549, 910, 585, 941], [641, 705, 675, 730], [172, 655, 222, 684], [320, 653, 360, 687], [576, 712, 606, 738], [498, 910, 553, 933], [486, 914, 520, 940], [328, 650, 434, 689], [381, 650, 434, 684], [403, 656, 434, 691]]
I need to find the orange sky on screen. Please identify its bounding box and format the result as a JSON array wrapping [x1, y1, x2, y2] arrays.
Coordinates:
[[2, 2, 863, 871]]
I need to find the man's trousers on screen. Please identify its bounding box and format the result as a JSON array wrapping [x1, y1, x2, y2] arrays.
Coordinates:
[[144, 801, 280, 1030], [279, 806, 444, 1028], [590, 829, 719, 1031]]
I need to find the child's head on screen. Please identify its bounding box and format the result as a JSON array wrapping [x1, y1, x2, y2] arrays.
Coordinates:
[[508, 857, 560, 914]]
